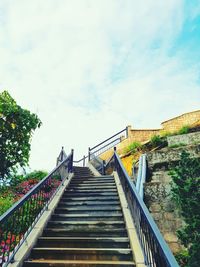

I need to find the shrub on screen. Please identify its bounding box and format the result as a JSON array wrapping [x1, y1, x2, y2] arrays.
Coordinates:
[[169, 143, 186, 148], [160, 131, 173, 138], [125, 142, 142, 154], [0, 196, 14, 216], [150, 135, 165, 147], [10, 170, 47, 187], [25, 170, 48, 181], [178, 126, 190, 135], [175, 250, 189, 267], [170, 151, 200, 267]]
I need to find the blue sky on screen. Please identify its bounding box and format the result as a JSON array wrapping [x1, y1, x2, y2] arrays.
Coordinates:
[[0, 0, 200, 170]]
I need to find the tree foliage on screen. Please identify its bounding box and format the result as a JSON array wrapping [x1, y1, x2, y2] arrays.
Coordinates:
[[0, 91, 41, 181], [170, 151, 200, 267]]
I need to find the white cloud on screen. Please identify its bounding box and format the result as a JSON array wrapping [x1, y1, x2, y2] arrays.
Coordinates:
[[0, 0, 199, 171]]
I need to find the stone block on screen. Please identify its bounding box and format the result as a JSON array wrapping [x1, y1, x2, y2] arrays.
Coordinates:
[[149, 203, 162, 213], [164, 212, 175, 220], [168, 242, 182, 254], [152, 212, 163, 221], [164, 233, 178, 243]]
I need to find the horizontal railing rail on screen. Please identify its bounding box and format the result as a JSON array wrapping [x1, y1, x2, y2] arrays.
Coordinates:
[[0, 150, 73, 267], [73, 155, 89, 167], [113, 151, 179, 267]]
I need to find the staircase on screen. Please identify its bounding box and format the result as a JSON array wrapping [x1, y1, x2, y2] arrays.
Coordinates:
[[23, 166, 136, 267]]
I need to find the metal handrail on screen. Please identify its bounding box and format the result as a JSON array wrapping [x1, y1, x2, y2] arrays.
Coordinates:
[[113, 151, 179, 267], [90, 127, 128, 151], [89, 127, 128, 160], [90, 137, 121, 158], [135, 154, 147, 199], [73, 127, 128, 166], [0, 150, 73, 266]]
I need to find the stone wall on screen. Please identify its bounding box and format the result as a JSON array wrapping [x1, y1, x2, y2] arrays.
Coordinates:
[[147, 144, 200, 171], [129, 129, 160, 142], [161, 110, 200, 132], [144, 180, 183, 253], [145, 144, 200, 254], [167, 131, 200, 147]]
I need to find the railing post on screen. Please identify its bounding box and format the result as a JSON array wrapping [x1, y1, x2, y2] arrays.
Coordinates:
[[83, 155, 86, 167], [114, 147, 117, 170], [61, 146, 64, 161], [70, 149, 74, 172], [126, 126, 129, 138], [88, 147, 91, 161], [102, 160, 106, 175]]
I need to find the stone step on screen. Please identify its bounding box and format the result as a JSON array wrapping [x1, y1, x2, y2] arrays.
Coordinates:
[[30, 248, 133, 261], [23, 259, 136, 266], [37, 237, 130, 248], [51, 213, 123, 221], [47, 221, 125, 229], [43, 228, 128, 237]]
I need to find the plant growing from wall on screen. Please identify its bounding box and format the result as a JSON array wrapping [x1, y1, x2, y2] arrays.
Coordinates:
[[0, 91, 41, 183], [169, 151, 200, 267], [150, 134, 167, 148], [125, 141, 142, 154], [178, 125, 190, 135]]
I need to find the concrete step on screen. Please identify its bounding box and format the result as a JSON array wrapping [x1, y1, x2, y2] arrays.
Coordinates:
[[66, 189, 117, 193], [70, 180, 115, 185], [47, 221, 125, 229], [72, 177, 113, 180], [54, 210, 122, 216], [60, 196, 119, 201], [70, 181, 115, 185], [57, 202, 121, 210], [43, 228, 128, 237], [30, 248, 133, 261], [37, 237, 130, 248], [54, 206, 122, 214], [63, 194, 118, 198], [68, 185, 116, 190], [58, 200, 120, 206], [23, 259, 136, 266], [51, 213, 123, 221], [58, 203, 120, 209]]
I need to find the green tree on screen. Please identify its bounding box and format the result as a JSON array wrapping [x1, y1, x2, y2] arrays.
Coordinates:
[[0, 91, 41, 182], [170, 151, 200, 267]]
